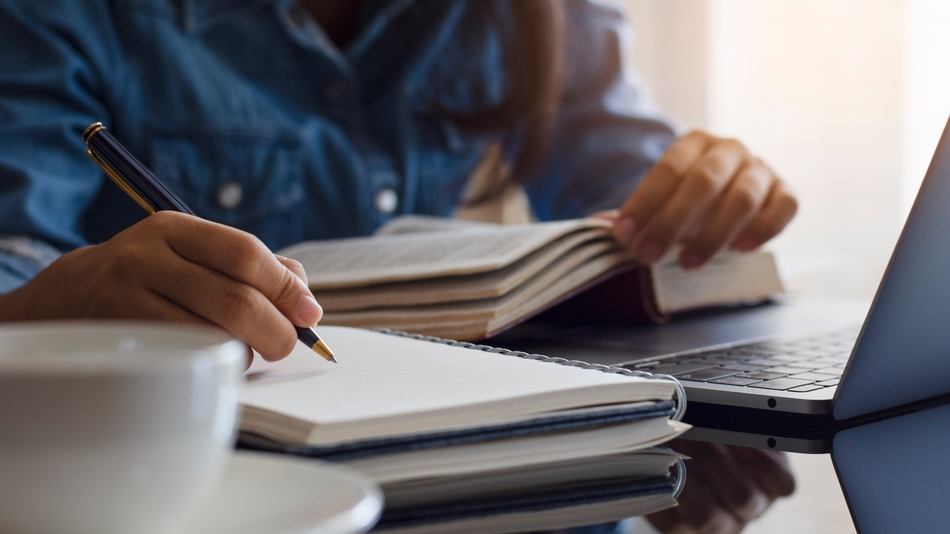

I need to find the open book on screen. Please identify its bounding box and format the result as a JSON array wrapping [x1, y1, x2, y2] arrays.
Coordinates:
[[239, 326, 688, 532], [279, 217, 785, 341]]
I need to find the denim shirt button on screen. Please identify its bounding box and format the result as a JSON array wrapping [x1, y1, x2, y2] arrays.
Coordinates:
[[374, 188, 398, 214], [216, 182, 243, 210]]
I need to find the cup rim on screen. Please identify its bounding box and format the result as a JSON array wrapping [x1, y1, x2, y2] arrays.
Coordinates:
[[0, 320, 246, 375]]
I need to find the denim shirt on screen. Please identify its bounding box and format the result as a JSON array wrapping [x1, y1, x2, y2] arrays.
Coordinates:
[[0, 0, 676, 293]]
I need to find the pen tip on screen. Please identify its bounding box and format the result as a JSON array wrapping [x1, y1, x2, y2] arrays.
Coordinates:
[[312, 339, 337, 363]]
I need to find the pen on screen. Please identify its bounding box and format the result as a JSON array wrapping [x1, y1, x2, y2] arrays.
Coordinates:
[[81, 122, 336, 363]]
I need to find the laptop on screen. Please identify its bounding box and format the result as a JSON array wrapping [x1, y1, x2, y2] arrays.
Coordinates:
[[497, 116, 950, 453]]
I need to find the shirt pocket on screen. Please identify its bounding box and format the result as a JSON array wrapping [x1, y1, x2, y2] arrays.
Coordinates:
[[146, 125, 306, 249]]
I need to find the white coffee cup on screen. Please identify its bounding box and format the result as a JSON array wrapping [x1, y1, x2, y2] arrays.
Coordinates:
[[0, 321, 246, 534]]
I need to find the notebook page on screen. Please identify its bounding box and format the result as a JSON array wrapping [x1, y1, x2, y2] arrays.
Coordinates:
[[241, 326, 673, 445]]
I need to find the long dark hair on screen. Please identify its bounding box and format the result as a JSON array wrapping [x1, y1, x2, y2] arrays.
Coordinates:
[[454, 0, 566, 204]]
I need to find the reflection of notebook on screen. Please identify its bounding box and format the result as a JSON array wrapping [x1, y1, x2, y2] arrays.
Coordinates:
[[499, 116, 950, 453]]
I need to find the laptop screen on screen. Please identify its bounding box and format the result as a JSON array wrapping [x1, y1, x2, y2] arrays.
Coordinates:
[[835, 117, 950, 421], [833, 401, 950, 532]]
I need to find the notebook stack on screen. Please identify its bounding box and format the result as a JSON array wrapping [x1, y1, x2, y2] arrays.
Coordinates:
[[238, 326, 688, 533]]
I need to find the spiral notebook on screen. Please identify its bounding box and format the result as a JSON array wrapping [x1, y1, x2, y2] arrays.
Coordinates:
[[239, 326, 685, 455]]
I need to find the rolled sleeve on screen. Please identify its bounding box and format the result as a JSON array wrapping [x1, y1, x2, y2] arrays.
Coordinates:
[[0, 236, 62, 293], [526, 0, 677, 221]]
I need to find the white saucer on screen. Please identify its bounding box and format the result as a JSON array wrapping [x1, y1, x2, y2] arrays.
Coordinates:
[[180, 451, 383, 534]]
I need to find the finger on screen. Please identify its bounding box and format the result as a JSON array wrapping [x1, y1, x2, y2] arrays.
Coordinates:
[[275, 255, 310, 287], [732, 180, 798, 251], [589, 209, 620, 223], [275, 255, 323, 324], [679, 159, 772, 268], [615, 131, 709, 244], [635, 139, 748, 264], [150, 212, 320, 327], [145, 253, 300, 362]]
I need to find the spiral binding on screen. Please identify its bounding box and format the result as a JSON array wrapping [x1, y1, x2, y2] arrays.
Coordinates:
[[372, 328, 686, 422], [672, 456, 688, 499]]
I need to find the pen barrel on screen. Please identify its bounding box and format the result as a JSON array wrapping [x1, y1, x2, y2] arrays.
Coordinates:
[[83, 124, 195, 215]]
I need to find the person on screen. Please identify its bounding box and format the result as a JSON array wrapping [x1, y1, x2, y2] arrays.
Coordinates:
[[0, 1, 796, 532]]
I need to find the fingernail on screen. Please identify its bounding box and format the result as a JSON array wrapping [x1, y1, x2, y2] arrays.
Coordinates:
[[680, 250, 703, 270], [734, 236, 760, 251], [748, 492, 769, 518], [639, 240, 662, 264], [614, 217, 638, 244], [297, 295, 322, 326]]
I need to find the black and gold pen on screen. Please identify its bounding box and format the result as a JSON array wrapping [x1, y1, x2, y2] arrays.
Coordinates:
[[82, 122, 336, 363]]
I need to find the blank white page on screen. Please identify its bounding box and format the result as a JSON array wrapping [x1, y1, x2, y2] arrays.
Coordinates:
[[240, 326, 673, 445]]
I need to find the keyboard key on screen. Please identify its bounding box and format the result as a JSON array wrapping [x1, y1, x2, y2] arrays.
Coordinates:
[[815, 378, 840, 387], [743, 357, 779, 366], [788, 385, 825, 393], [736, 370, 787, 380], [709, 376, 762, 386], [675, 368, 742, 381], [698, 355, 743, 365], [811, 355, 848, 364], [749, 378, 817, 390], [649, 362, 715, 375], [733, 351, 779, 359], [765, 365, 809, 374], [792, 371, 839, 381], [788, 349, 828, 358], [785, 361, 821, 369], [813, 367, 844, 376], [714, 352, 754, 360], [721, 363, 766, 372], [755, 341, 800, 353], [768, 354, 814, 362]]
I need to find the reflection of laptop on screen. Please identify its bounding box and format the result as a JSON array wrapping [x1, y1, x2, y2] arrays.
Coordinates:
[[832, 399, 950, 533], [498, 116, 950, 452]]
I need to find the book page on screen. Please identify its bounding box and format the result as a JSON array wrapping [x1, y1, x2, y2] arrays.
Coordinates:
[[240, 326, 673, 445], [374, 215, 497, 235], [651, 250, 785, 313], [315, 235, 617, 311], [278, 219, 610, 289]]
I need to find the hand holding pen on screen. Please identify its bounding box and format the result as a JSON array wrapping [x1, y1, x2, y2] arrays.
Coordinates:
[[81, 123, 335, 362], [0, 123, 334, 363]]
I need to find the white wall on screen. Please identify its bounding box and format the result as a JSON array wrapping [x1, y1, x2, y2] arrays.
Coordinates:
[[615, 0, 950, 300]]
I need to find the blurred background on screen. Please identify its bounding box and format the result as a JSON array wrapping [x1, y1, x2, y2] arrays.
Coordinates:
[[615, 0, 950, 301], [610, 1, 950, 532]]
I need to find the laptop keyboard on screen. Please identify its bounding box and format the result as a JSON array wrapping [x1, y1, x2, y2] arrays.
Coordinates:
[[624, 327, 860, 393]]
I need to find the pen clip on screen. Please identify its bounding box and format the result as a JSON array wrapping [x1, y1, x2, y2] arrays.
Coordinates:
[[85, 147, 156, 214]]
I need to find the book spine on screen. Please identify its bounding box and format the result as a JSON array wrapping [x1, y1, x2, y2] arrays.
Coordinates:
[[373, 328, 686, 422]]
